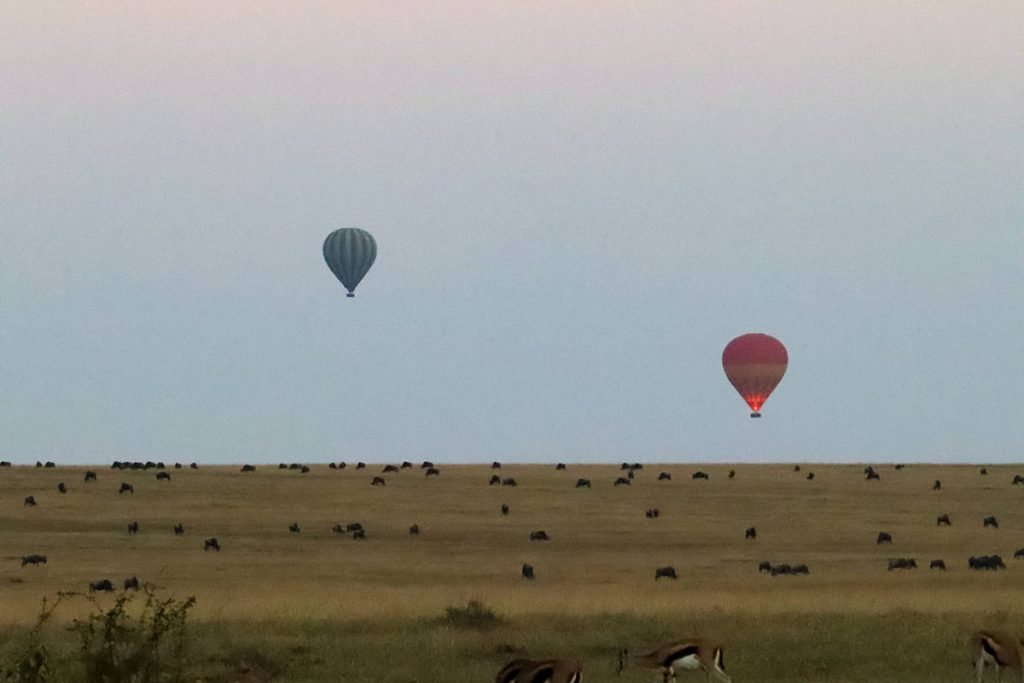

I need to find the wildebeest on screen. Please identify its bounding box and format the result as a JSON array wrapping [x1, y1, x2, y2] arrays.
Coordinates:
[[728, 469, 736, 479], [501, 504, 510, 515], [794, 465, 801, 472], [409, 524, 419, 536], [300, 465, 310, 473], [156, 471, 171, 481], [174, 462, 182, 469], [204, 537, 221, 551], [758, 561, 772, 573], [887, 558, 917, 571], [128, 521, 139, 534], [654, 566, 678, 580], [969, 555, 1005, 570], [489, 475, 501, 486], [501, 478, 517, 487], [240, 464, 255, 472], [0, 461, 11, 467], [627, 470, 635, 480], [420, 461, 434, 468], [895, 463, 905, 470], [691, 471, 709, 480], [863, 466, 874, 475], [770, 564, 796, 576], [491, 461, 501, 469], [356, 462, 367, 469], [657, 472, 672, 481], [352, 528, 366, 540], [189, 462, 198, 469], [620, 462, 632, 470], [613, 477, 631, 486], [933, 479, 942, 491], [174, 523, 184, 535], [23, 496, 36, 507], [575, 478, 591, 489], [277, 462, 288, 470], [529, 530, 550, 541], [123, 576, 140, 591], [521, 563, 535, 580], [383, 465, 399, 473], [331, 524, 345, 534], [289, 522, 300, 534], [401, 461, 413, 469], [21, 555, 47, 567], [328, 462, 337, 469], [44, 461, 55, 468], [983, 516, 999, 528], [1014, 474, 1024, 486], [84, 471, 97, 482], [866, 471, 880, 481], [288, 463, 301, 470], [929, 559, 946, 570], [792, 564, 810, 575], [936, 514, 952, 526], [806, 472, 815, 480], [645, 508, 660, 519], [57, 482, 66, 493], [425, 467, 440, 477], [1014, 549, 1024, 559], [345, 523, 363, 533], [556, 463, 567, 470], [876, 532, 893, 544], [371, 476, 386, 486], [980, 467, 988, 475], [119, 482, 134, 494], [89, 579, 114, 592], [745, 527, 757, 540], [34, 461, 42, 468]]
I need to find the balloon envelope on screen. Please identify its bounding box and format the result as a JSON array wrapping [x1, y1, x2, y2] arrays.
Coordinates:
[[722, 333, 788, 416], [323, 228, 377, 297]]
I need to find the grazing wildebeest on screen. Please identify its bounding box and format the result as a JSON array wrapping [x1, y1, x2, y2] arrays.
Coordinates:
[[352, 528, 366, 540], [575, 478, 591, 489], [556, 463, 567, 470], [1014, 475, 1024, 486], [654, 566, 678, 580], [409, 524, 420, 536], [631, 463, 643, 470], [770, 564, 795, 576], [119, 482, 134, 494], [522, 563, 535, 580], [876, 532, 893, 544], [420, 461, 434, 468], [123, 576, 140, 591], [174, 523, 184, 535], [156, 471, 170, 481], [337, 462, 346, 469], [501, 504, 510, 515], [345, 523, 363, 533], [627, 470, 635, 480], [401, 461, 412, 469], [128, 521, 139, 534], [21, 555, 47, 567], [792, 564, 810, 575], [57, 482, 66, 493], [23, 496, 36, 507], [937, 514, 952, 526], [383, 465, 399, 473], [501, 478, 517, 487], [278, 463, 288, 469], [657, 472, 671, 481], [1015, 549, 1024, 559], [794, 465, 801, 472], [289, 522, 300, 534], [332, 524, 345, 534], [929, 559, 946, 570], [489, 475, 501, 486], [691, 471, 709, 480], [613, 477, 631, 486], [933, 479, 942, 491], [288, 463, 301, 470], [806, 472, 815, 480], [866, 471, 880, 481], [425, 467, 440, 477], [189, 462, 198, 469], [645, 508, 660, 519], [328, 462, 337, 470], [969, 555, 1005, 570], [371, 476, 386, 486], [204, 537, 221, 551], [300, 465, 310, 473], [356, 462, 367, 469], [174, 462, 182, 469], [620, 463, 631, 470], [34, 461, 42, 468], [84, 471, 97, 482], [984, 516, 999, 528], [728, 469, 736, 479], [89, 579, 114, 592], [0, 461, 10, 467], [980, 467, 988, 476], [240, 464, 255, 472], [887, 558, 917, 571], [745, 527, 757, 540], [758, 561, 772, 573], [44, 461, 55, 468], [530, 530, 550, 541], [895, 463, 905, 470], [145, 461, 156, 470], [491, 461, 501, 469]]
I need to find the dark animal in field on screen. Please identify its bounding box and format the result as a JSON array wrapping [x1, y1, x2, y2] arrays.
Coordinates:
[[356, 462, 367, 469], [792, 564, 810, 575], [240, 464, 255, 472], [145, 461, 156, 470], [876, 532, 893, 544], [89, 579, 114, 592], [621, 462, 632, 470], [929, 559, 946, 570], [614, 477, 631, 486], [328, 462, 337, 469], [119, 483, 134, 494], [352, 528, 366, 540], [895, 464, 905, 470], [336, 462, 346, 469], [491, 461, 501, 469], [128, 521, 139, 534], [937, 514, 952, 526], [575, 478, 591, 488], [174, 463, 182, 469], [123, 576, 140, 591], [502, 478, 517, 487], [655, 566, 678, 580], [1014, 475, 1024, 486], [645, 508, 660, 519], [969, 555, 1006, 570], [631, 463, 643, 470], [745, 527, 757, 540], [758, 561, 772, 573], [204, 537, 221, 552], [371, 476, 386, 486], [300, 465, 310, 473], [190, 462, 198, 469], [984, 516, 999, 528], [806, 472, 815, 480], [627, 470, 635, 480], [489, 475, 501, 486], [44, 461, 55, 468], [770, 564, 794, 576], [864, 466, 874, 475], [345, 523, 363, 533], [57, 482, 66, 493], [401, 461, 413, 469], [1014, 549, 1024, 559], [794, 465, 801, 472], [521, 563, 534, 580], [981, 467, 988, 475], [289, 523, 300, 534], [174, 523, 184, 535], [84, 471, 97, 482], [111, 461, 123, 469], [157, 462, 166, 469], [332, 524, 345, 534], [23, 496, 36, 507], [501, 504, 510, 515], [728, 469, 736, 479], [866, 471, 881, 481], [383, 464, 399, 473], [288, 463, 301, 470], [425, 467, 440, 477], [556, 463, 567, 470], [658, 472, 672, 481], [156, 471, 170, 481], [933, 479, 941, 491], [692, 471, 709, 480], [21, 555, 47, 567], [409, 524, 419, 536], [421, 461, 434, 468], [0, 461, 11, 467], [530, 530, 550, 541], [887, 558, 917, 571]]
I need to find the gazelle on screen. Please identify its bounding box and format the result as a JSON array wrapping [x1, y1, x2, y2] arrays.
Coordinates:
[[973, 631, 1024, 683], [618, 639, 730, 682], [497, 657, 583, 683]]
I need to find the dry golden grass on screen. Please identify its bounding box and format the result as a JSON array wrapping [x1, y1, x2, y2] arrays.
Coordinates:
[[3, 461, 1024, 628]]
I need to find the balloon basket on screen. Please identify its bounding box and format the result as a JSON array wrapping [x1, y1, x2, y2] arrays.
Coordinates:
[[750, 412, 762, 418], [346, 293, 355, 298]]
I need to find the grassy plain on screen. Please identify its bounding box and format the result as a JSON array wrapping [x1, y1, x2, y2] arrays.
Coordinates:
[[2, 462, 1024, 681]]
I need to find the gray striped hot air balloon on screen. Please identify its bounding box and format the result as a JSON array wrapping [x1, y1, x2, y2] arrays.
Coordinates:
[[323, 228, 377, 298]]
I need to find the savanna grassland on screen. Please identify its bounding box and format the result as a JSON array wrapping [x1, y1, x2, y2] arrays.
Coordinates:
[[3, 462, 1024, 682]]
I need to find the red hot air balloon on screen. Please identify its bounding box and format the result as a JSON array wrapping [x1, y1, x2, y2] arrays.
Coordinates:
[[722, 333, 788, 418]]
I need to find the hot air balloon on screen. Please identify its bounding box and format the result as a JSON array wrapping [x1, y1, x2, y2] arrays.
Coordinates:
[[722, 333, 788, 418], [323, 228, 377, 298]]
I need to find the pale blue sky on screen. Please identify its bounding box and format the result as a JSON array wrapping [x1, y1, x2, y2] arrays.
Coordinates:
[[1, 3, 1021, 464]]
